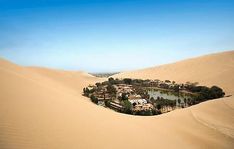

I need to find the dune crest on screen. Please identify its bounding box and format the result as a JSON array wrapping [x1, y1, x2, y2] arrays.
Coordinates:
[[1, 51, 234, 149], [114, 50, 234, 94]]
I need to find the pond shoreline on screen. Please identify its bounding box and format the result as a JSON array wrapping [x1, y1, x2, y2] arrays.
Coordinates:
[[144, 87, 197, 96]]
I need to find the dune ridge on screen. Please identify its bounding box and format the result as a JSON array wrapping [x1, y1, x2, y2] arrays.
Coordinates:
[[1, 50, 234, 149], [114, 50, 234, 94]]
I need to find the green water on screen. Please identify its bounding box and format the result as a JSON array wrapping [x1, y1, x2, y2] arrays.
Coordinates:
[[148, 89, 194, 105]]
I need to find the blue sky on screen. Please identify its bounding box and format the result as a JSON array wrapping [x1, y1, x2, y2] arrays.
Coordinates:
[[0, 0, 233, 72]]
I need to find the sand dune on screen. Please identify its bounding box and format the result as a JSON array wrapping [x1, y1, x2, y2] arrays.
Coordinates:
[[114, 50, 234, 95], [1, 51, 234, 149]]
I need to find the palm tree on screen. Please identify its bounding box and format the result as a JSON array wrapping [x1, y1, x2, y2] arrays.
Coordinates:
[[178, 98, 181, 108], [184, 98, 187, 107], [187, 98, 191, 106]]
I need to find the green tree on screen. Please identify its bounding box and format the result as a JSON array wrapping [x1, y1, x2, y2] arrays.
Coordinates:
[[107, 84, 116, 94], [122, 100, 132, 114], [172, 100, 176, 109], [165, 80, 171, 83], [83, 87, 90, 96], [123, 78, 132, 85], [178, 98, 181, 107], [140, 110, 152, 116], [108, 77, 115, 84], [121, 93, 128, 100], [156, 104, 161, 110], [184, 98, 187, 107], [210, 86, 225, 98], [150, 97, 155, 103], [90, 95, 98, 104], [104, 100, 111, 107], [95, 82, 101, 87]]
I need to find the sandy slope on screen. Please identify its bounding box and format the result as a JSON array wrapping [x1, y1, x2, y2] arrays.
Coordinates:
[[114, 50, 234, 95], [1, 51, 234, 149]]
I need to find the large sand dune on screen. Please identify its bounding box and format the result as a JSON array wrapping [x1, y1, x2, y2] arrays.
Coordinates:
[[114, 50, 234, 95], [1, 51, 234, 149]]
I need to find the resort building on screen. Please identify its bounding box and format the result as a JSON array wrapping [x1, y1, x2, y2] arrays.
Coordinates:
[[129, 98, 154, 111], [109, 101, 124, 111], [114, 84, 134, 98]]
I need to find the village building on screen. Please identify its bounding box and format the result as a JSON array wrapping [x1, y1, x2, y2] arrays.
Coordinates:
[[109, 101, 124, 111], [114, 84, 134, 98], [133, 103, 154, 111], [92, 91, 111, 105], [129, 98, 147, 105], [87, 85, 96, 90], [128, 94, 142, 100], [128, 97, 154, 111]]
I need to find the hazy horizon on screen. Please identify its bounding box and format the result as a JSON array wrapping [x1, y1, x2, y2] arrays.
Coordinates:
[[0, 0, 234, 73]]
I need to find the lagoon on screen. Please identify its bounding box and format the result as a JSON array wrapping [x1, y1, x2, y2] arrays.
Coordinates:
[[148, 89, 194, 105]]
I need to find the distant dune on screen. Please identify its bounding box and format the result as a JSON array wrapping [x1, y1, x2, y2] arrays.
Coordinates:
[[114, 50, 234, 95], [0, 50, 234, 149]]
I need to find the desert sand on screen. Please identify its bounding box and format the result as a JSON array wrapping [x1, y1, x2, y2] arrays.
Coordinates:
[[0, 50, 234, 149]]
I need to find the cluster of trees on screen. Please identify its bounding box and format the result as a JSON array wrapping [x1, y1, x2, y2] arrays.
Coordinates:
[[102, 77, 151, 86], [187, 85, 225, 104], [102, 77, 125, 85], [121, 100, 132, 114], [104, 100, 111, 108], [99, 78, 180, 90], [90, 94, 98, 104], [134, 86, 150, 99], [106, 84, 117, 97], [83, 87, 95, 97], [151, 97, 177, 112], [133, 109, 161, 116], [134, 110, 152, 116], [108, 77, 146, 85]]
